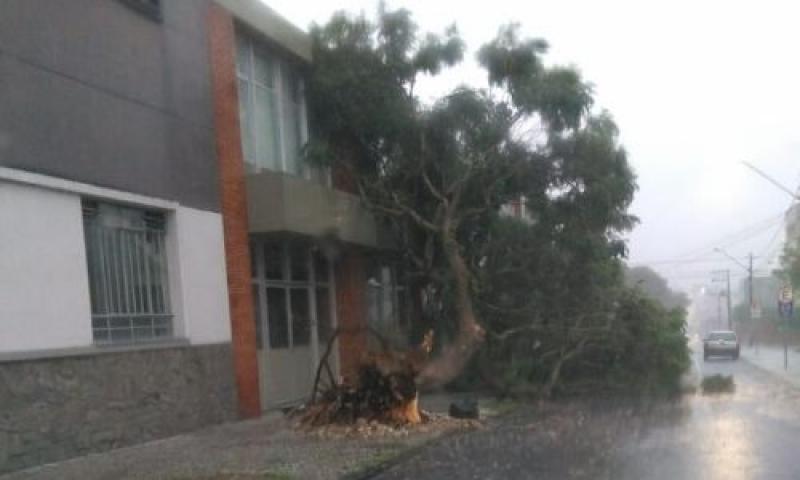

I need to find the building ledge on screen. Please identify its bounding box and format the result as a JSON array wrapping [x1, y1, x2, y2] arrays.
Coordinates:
[[0, 338, 197, 364], [214, 0, 311, 62], [246, 170, 381, 248]]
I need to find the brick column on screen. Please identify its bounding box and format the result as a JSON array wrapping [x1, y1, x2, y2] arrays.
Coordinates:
[[208, 4, 260, 418], [335, 250, 369, 382]]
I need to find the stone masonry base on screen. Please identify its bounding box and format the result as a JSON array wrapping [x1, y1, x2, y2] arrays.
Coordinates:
[[0, 343, 237, 474]]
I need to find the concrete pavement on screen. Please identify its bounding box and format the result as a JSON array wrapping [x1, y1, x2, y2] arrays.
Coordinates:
[[376, 354, 800, 479], [741, 344, 800, 388]]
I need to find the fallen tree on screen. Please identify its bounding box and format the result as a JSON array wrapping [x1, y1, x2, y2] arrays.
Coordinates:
[[304, 6, 689, 400]]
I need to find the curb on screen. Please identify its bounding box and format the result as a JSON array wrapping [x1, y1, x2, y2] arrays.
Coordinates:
[[739, 354, 800, 390]]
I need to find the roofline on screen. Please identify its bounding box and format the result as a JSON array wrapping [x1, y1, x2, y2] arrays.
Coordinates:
[[213, 0, 311, 62]]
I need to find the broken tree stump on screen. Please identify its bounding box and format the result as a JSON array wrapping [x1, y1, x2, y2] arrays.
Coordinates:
[[300, 328, 434, 427]]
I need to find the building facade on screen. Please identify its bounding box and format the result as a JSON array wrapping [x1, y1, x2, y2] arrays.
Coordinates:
[[0, 0, 406, 473], [208, 0, 408, 411]]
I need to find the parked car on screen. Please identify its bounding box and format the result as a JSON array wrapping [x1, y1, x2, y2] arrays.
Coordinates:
[[703, 330, 739, 360]]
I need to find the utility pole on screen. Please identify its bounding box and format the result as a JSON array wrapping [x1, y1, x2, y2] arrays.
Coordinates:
[[715, 249, 756, 346], [748, 252, 754, 319], [747, 252, 755, 352], [743, 161, 800, 201], [725, 270, 732, 329]]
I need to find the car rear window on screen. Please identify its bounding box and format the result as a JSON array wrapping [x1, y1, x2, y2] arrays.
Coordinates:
[[708, 332, 736, 341]]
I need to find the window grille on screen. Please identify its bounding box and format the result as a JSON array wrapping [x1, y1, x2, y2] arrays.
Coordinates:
[[82, 200, 172, 344]]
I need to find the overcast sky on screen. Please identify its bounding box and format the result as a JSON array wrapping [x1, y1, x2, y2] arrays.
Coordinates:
[[263, 0, 800, 290]]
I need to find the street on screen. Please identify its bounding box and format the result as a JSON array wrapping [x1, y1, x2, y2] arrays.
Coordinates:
[[374, 349, 800, 480]]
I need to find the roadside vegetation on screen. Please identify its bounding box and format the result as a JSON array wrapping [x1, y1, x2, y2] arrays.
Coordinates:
[[306, 5, 690, 399]]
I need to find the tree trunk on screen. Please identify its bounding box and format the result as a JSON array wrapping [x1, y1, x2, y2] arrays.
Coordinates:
[[417, 217, 485, 387]]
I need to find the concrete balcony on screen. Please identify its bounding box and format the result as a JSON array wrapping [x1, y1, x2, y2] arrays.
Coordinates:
[[245, 170, 379, 247]]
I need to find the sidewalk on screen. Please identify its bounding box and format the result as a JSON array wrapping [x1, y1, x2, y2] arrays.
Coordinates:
[[0, 393, 497, 480], [741, 344, 800, 388]]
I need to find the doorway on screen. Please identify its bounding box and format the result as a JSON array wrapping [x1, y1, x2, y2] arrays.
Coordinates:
[[250, 238, 338, 409]]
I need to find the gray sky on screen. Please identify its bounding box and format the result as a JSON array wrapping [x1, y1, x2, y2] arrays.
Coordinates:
[[264, 0, 800, 290]]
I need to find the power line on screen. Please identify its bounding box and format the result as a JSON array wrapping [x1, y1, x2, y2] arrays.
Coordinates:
[[657, 213, 784, 262], [632, 211, 787, 267]]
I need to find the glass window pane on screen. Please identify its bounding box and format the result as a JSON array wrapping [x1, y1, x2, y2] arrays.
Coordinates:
[[92, 317, 109, 329], [93, 329, 109, 343], [397, 287, 409, 328], [313, 249, 329, 284], [316, 287, 332, 344], [132, 317, 152, 328], [238, 79, 255, 169], [110, 328, 132, 343], [264, 242, 284, 280], [281, 68, 303, 175], [367, 282, 381, 328], [249, 241, 258, 279], [253, 285, 263, 350], [154, 326, 171, 337], [289, 244, 309, 281], [290, 288, 310, 346], [254, 85, 281, 171], [133, 327, 154, 341], [252, 44, 274, 87], [380, 266, 394, 325], [267, 287, 289, 348], [235, 35, 251, 77]]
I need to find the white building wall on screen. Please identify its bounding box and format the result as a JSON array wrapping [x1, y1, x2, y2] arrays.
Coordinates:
[[0, 181, 93, 352], [0, 171, 232, 354], [174, 206, 232, 344]]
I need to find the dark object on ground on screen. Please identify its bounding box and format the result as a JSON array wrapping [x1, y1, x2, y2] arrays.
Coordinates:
[[701, 374, 735, 394], [299, 328, 434, 426], [449, 398, 479, 419]]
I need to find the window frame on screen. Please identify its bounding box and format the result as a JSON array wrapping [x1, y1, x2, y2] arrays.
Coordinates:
[[250, 239, 334, 351], [366, 260, 409, 344], [236, 31, 314, 179]]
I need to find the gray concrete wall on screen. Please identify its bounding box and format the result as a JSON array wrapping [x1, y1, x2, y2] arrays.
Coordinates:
[[246, 170, 380, 247], [0, 0, 220, 212], [0, 343, 237, 475]]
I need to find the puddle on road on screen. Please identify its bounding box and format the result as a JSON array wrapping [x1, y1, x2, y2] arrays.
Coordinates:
[[701, 374, 736, 395]]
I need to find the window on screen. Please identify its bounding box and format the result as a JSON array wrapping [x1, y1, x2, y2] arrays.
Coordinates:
[[366, 261, 408, 346], [250, 241, 333, 350], [82, 200, 172, 344], [236, 32, 310, 177]]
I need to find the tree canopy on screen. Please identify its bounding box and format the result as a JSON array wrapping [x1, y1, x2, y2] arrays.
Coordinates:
[[305, 6, 688, 395]]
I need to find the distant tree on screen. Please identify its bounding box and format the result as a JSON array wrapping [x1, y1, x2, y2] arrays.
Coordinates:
[[625, 266, 689, 311]]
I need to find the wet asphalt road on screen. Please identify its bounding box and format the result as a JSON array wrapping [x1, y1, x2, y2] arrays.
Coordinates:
[[373, 352, 800, 480]]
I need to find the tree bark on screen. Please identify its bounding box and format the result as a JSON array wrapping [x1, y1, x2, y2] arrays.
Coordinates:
[[416, 213, 485, 387]]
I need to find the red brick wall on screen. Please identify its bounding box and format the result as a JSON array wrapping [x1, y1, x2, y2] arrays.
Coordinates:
[[207, 4, 261, 418], [335, 250, 369, 382]]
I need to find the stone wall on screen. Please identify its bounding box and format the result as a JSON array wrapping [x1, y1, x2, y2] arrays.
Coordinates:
[[0, 343, 236, 474]]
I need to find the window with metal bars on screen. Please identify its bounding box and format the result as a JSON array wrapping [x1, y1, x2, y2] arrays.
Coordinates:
[[82, 200, 172, 344]]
